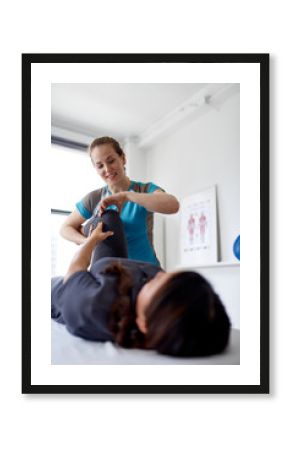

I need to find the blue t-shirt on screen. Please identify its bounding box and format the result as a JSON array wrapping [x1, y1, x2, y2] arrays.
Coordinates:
[[76, 180, 164, 265]]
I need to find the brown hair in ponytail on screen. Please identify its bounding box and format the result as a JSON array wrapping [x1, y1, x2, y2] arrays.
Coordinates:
[[89, 136, 125, 159], [106, 262, 144, 349]]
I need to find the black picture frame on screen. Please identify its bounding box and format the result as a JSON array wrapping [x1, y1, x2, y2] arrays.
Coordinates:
[[22, 53, 269, 394]]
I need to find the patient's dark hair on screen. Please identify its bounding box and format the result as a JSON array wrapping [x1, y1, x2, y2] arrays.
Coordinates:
[[144, 271, 231, 357], [105, 263, 144, 348], [106, 263, 231, 357]]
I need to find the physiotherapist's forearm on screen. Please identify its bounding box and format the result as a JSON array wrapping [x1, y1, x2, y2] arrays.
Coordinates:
[[60, 224, 86, 245], [126, 192, 179, 214]]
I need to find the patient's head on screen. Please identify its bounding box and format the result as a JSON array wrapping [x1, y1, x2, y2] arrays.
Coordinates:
[[138, 271, 231, 357], [108, 263, 231, 357]]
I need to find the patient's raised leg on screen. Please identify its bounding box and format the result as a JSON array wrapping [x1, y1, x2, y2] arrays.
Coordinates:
[[84, 209, 128, 263]]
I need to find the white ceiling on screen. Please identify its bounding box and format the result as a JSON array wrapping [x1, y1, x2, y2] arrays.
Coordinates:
[[51, 83, 207, 141]]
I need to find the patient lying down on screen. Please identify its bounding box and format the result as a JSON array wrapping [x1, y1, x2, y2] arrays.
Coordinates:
[[51, 210, 231, 357]]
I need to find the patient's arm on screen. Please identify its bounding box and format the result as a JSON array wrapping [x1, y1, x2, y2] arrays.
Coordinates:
[[63, 223, 113, 283]]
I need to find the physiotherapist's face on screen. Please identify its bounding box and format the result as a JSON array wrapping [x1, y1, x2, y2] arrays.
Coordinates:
[[90, 144, 126, 186]]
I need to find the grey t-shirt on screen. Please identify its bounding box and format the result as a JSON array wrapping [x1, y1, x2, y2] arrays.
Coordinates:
[[51, 257, 163, 342]]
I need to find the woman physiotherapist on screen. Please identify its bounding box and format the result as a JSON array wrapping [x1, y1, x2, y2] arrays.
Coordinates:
[[60, 136, 179, 266]]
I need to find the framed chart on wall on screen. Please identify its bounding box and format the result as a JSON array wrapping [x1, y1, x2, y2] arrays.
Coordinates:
[[22, 53, 269, 394], [180, 186, 218, 266]]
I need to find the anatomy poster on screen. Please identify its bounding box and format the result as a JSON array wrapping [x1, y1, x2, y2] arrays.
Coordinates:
[[180, 186, 218, 266]]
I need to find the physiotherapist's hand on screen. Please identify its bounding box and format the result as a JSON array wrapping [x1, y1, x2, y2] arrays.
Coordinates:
[[88, 222, 114, 243], [98, 192, 128, 215]]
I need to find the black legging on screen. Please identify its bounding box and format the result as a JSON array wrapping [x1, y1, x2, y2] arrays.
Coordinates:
[[83, 210, 128, 264]]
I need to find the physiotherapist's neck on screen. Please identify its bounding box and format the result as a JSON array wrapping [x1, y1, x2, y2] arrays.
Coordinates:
[[108, 176, 131, 194]]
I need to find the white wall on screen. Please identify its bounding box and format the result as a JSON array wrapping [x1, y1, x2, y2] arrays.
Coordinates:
[[145, 90, 240, 327], [123, 137, 147, 182]]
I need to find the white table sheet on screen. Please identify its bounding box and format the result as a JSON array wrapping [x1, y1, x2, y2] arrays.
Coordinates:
[[51, 320, 240, 365]]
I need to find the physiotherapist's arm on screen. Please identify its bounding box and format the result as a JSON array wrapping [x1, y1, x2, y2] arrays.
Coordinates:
[[63, 223, 114, 283], [98, 190, 179, 215], [126, 190, 179, 214], [60, 209, 87, 245]]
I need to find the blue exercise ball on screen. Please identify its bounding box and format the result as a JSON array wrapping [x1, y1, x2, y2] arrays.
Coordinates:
[[233, 235, 240, 261]]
